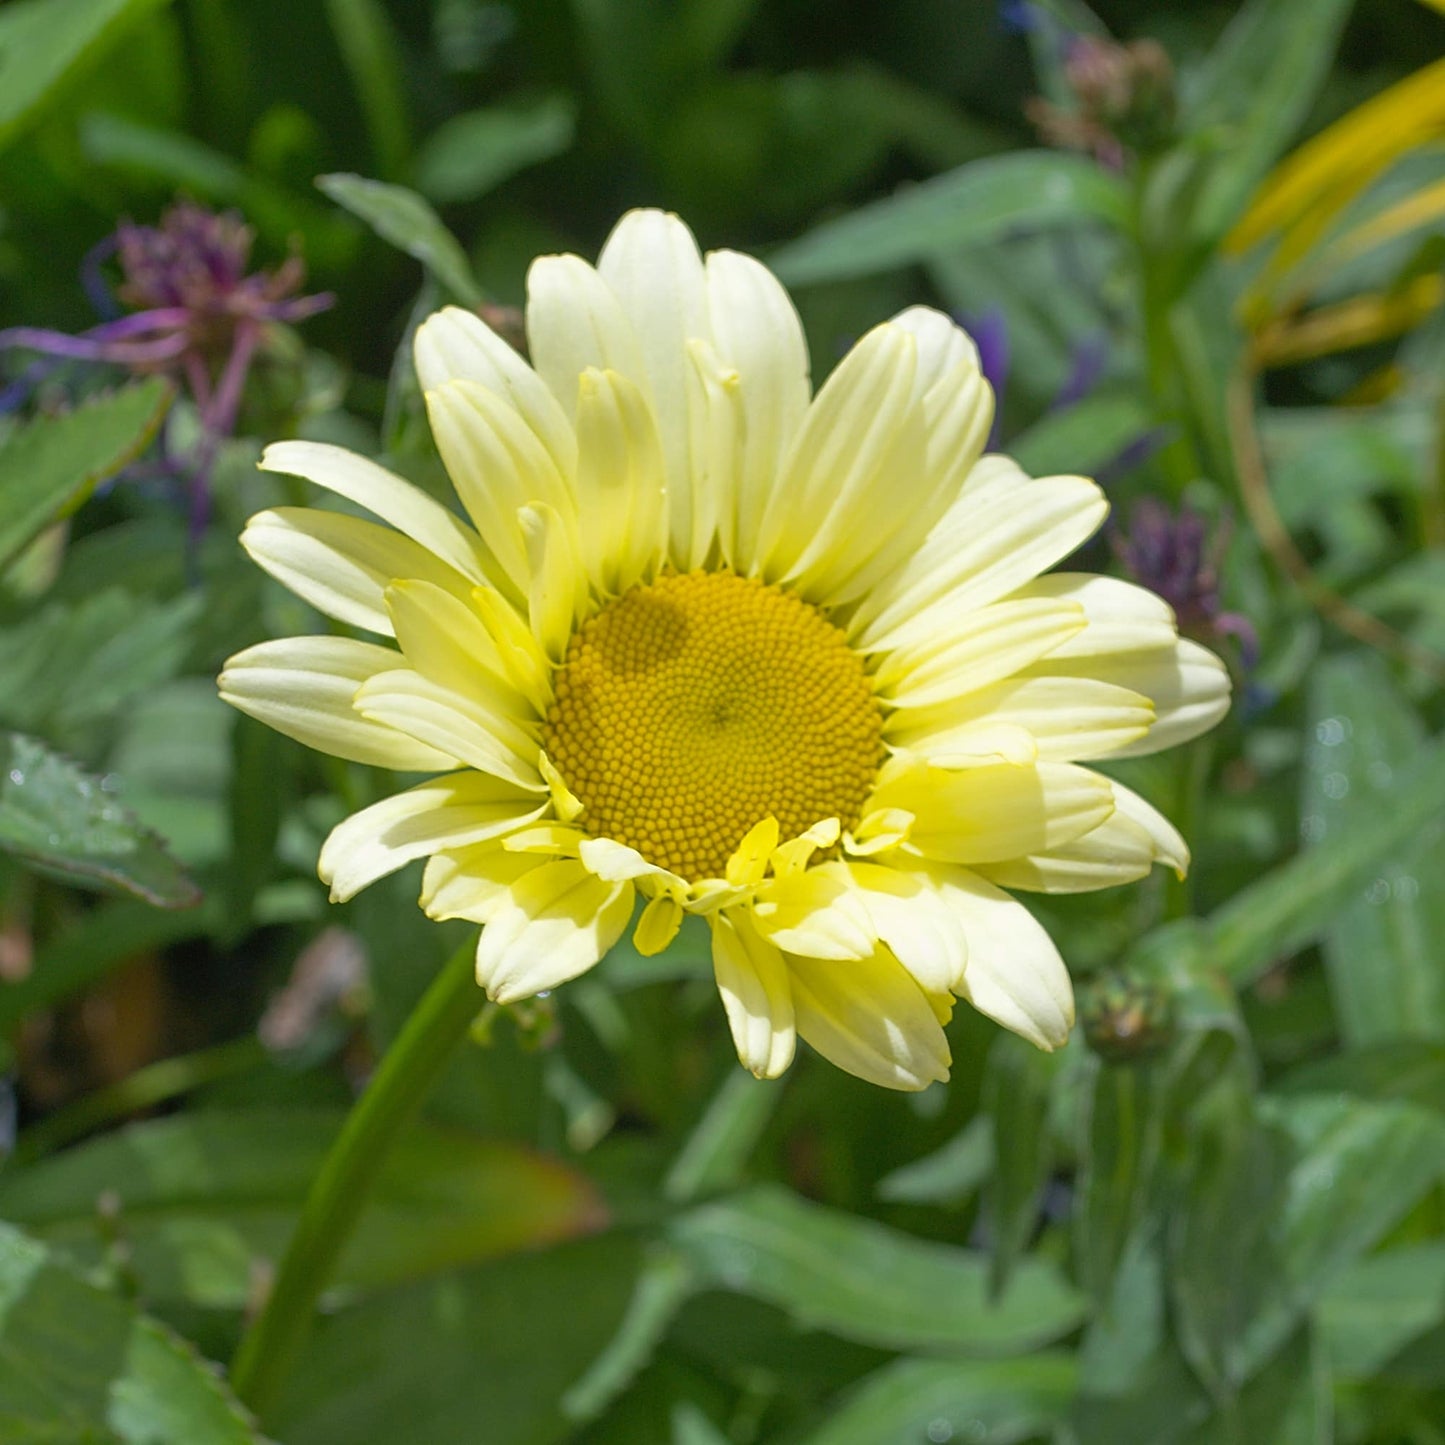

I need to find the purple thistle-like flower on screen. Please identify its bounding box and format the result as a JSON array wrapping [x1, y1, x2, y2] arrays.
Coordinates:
[[0, 200, 332, 541]]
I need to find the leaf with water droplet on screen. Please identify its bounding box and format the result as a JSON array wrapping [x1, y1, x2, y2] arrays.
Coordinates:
[[0, 731, 200, 908]]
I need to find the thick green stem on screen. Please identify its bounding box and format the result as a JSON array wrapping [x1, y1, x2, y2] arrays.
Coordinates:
[[229, 937, 481, 1419]]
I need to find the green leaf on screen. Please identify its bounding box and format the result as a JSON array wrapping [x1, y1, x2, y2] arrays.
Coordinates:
[[668, 1185, 1085, 1354], [414, 95, 576, 204], [0, 379, 171, 569], [875, 1115, 993, 1207], [798, 1354, 1077, 1445], [322, 0, 409, 178], [768, 152, 1129, 286], [981, 1034, 1060, 1296], [1301, 651, 1445, 1043], [317, 172, 482, 303], [1276, 1040, 1445, 1114], [268, 1233, 641, 1445], [1182, 0, 1355, 244], [0, 733, 200, 909], [1318, 1242, 1445, 1380], [1133, 726, 1445, 986], [0, 1110, 606, 1311], [1010, 392, 1157, 479], [0, 0, 169, 148], [0, 1219, 259, 1444], [663, 1068, 783, 1203]]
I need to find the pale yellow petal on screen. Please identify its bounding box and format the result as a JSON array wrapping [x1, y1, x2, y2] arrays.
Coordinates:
[[868, 756, 1115, 864], [353, 668, 542, 789], [1029, 638, 1231, 758], [787, 945, 951, 1092], [704, 248, 811, 569], [319, 773, 547, 902], [413, 305, 577, 479], [711, 909, 796, 1079], [421, 845, 544, 923], [240, 507, 478, 636], [219, 637, 455, 771], [577, 836, 683, 888], [471, 585, 554, 713], [634, 893, 684, 955], [475, 858, 634, 1003], [852, 463, 1108, 651], [873, 597, 1088, 706], [922, 864, 1074, 1050], [1009, 573, 1177, 658], [835, 861, 969, 994], [519, 501, 588, 662], [888, 676, 1155, 762], [573, 367, 668, 595], [598, 209, 710, 560], [751, 866, 875, 960], [259, 440, 487, 584]]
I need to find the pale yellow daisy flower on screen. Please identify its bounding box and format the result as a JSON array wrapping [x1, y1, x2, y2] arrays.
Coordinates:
[[220, 210, 1230, 1091]]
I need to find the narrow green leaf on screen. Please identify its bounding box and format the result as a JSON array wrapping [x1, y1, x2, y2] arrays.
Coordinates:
[[1302, 651, 1445, 1043], [0, 733, 201, 908], [669, 1185, 1085, 1354], [0, 0, 169, 148], [0, 379, 171, 569], [1276, 1040, 1445, 1114], [1010, 392, 1156, 479], [799, 1354, 1077, 1445], [0, 1220, 259, 1444], [414, 95, 576, 203], [982, 1034, 1060, 1296], [664, 1068, 782, 1203], [322, 0, 409, 178], [0, 1110, 606, 1310], [1318, 1242, 1445, 1380], [768, 152, 1129, 286], [875, 1114, 993, 1207], [317, 172, 482, 303], [1183, 0, 1355, 243]]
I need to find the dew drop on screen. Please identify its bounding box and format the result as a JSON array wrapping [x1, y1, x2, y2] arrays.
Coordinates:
[[1300, 813, 1325, 843], [1365, 877, 1390, 905], [1315, 717, 1349, 747], [1321, 772, 1350, 800], [1394, 875, 1420, 903], [7, 769, 23, 786], [925, 1421, 954, 1444], [1366, 760, 1393, 788]]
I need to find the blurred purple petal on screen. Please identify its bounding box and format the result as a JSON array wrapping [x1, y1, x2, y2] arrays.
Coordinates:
[[1052, 332, 1109, 410]]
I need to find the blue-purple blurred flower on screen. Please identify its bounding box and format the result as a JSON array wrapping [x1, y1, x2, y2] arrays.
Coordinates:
[[0, 201, 331, 538], [1114, 498, 1259, 668]]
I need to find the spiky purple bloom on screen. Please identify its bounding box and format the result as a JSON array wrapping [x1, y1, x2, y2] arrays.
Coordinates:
[[0, 201, 331, 540]]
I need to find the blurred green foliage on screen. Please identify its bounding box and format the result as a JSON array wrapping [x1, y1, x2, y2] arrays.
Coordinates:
[[2, 0, 1445, 1442]]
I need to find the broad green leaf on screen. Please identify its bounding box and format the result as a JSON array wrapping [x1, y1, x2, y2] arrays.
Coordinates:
[[0, 1111, 605, 1311], [0, 1220, 259, 1444], [0, 0, 169, 148], [768, 152, 1129, 286], [0, 733, 200, 909], [317, 172, 482, 303], [981, 1034, 1059, 1296], [1183, 0, 1355, 244], [1277, 1040, 1445, 1114], [799, 1354, 1077, 1445], [414, 96, 576, 203], [1302, 652, 1445, 1043], [1317, 1242, 1445, 1379], [668, 1185, 1085, 1354], [268, 1233, 640, 1445], [1132, 726, 1445, 986], [875, 1115, 993, 1207], [0, 379, 171, 569], [1010, 392, 1157, 479]]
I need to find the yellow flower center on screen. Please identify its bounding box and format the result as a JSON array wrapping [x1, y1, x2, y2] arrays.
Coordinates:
[[543, 570, 884, 881]]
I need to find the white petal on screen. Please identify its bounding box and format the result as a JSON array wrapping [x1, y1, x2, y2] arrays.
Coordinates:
[[888, 676, 1155, 762], [319, 773, 547, 901], [1031, 638, 1231, 758], [219, 637, 455, 771], [598, 209, 710, 559], [525, 254, 646, 413], [836, 861, 969, 994], [386, 580, 530, 710], [1113, 780, 1189, 872], [354, 669, 542, 789], [424, 380, 576, 595], [711, 910, 796, 1079], [1010, 573, 1178, 657], [413, 306, 577, 479], [241, 507, 478, 635], [923, 865, 1074, 1050], [873, 597, 1088, 706], [868, 756, 1115, 864], [475, 858, 634, 1003], [787, 945, 951, 1091], [421, 844, 542, 922], [704, 249, 811, 569], [572, 367, 667, 594], [259, 440, 488, 584], [852, 462, 1108, 651], [519, 501, 588, 661]]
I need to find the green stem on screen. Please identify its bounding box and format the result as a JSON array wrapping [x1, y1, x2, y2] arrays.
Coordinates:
[[229, 937, 481, 1419]]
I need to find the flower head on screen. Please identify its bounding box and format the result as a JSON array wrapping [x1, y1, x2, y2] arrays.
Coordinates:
[[219, 210, 1230, 1090]]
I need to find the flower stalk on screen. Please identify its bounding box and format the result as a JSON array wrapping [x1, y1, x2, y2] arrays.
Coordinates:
[[229, 936, 481, 1419]]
